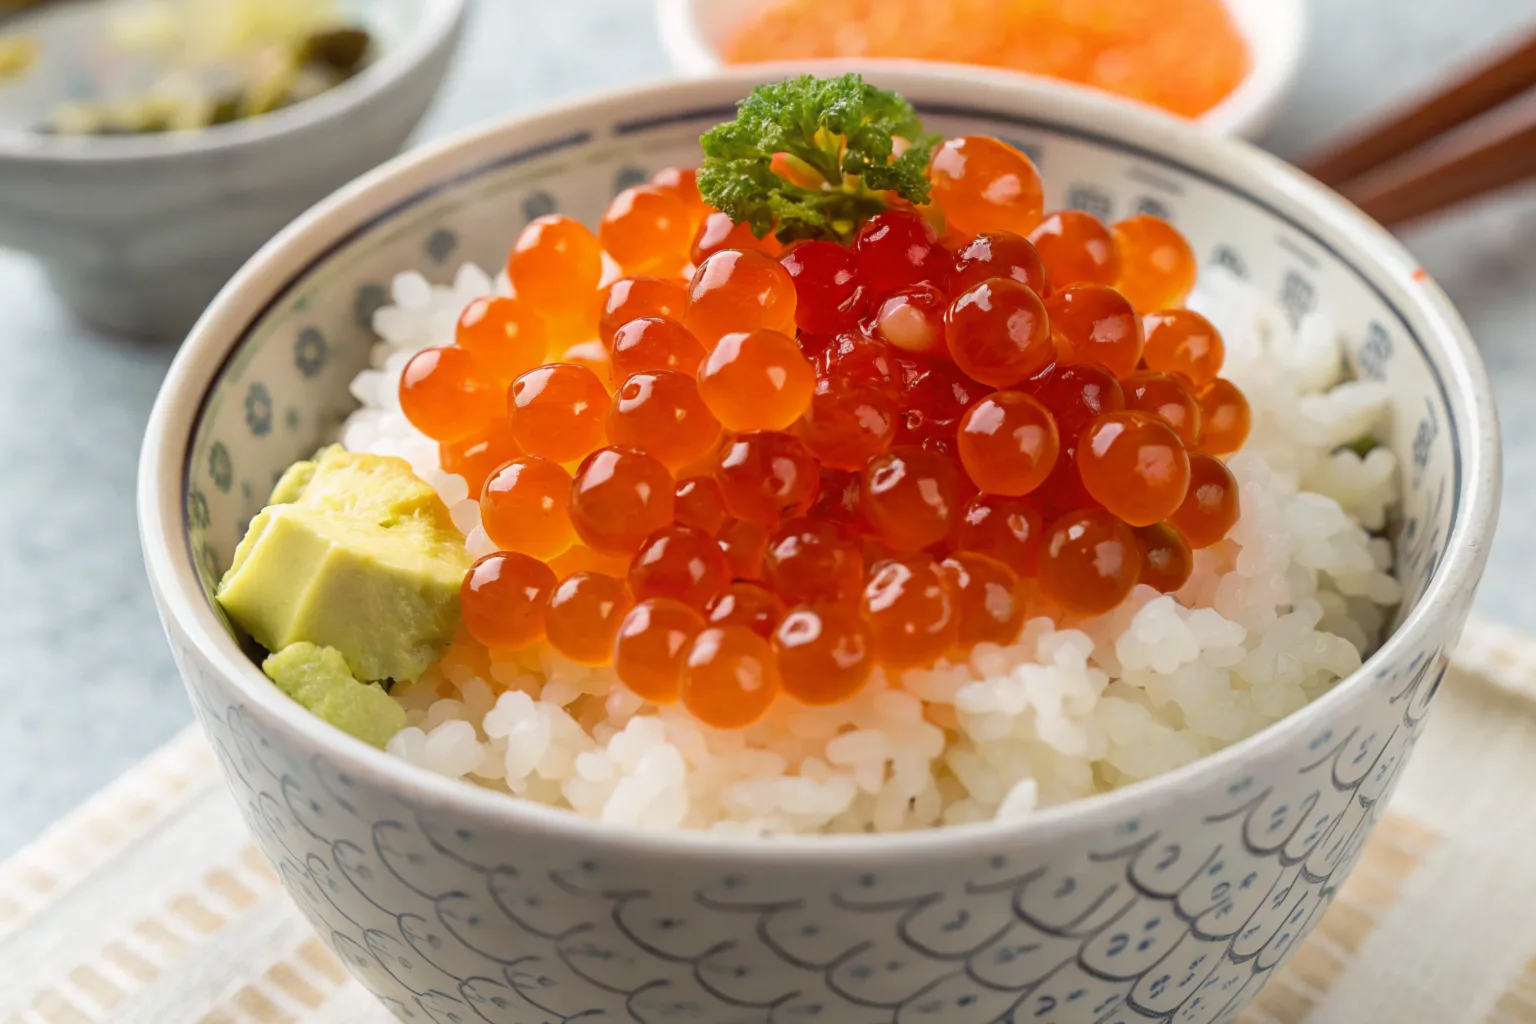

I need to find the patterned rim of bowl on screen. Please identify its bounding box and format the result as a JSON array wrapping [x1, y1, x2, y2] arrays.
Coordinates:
[[138, 66, 1500, 861], [0, 0, 468, 161]]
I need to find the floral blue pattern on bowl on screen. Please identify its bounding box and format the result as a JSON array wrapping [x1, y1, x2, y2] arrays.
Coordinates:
[[142, 69, 1498, 1024]]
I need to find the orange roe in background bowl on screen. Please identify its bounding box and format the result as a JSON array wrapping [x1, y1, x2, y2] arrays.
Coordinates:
[[722, 0, 1251, 120]]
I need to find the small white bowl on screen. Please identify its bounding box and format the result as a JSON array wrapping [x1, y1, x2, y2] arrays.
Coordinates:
[[656, 0, 1306, 139], [0, 0, 466, 339]]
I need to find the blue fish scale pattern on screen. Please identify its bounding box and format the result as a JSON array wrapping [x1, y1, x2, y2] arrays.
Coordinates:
[[170, 636, 1451, 1024]]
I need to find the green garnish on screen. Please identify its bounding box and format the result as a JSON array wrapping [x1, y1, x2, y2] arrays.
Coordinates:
[[698, 73, 940, 244]]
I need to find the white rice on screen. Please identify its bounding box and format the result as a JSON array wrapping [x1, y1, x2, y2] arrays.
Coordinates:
[[340, 261, 1402, 836]]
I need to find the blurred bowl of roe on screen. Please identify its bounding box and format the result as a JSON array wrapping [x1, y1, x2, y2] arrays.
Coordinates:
[[0, 0, 466, 339], [656, 0, 1306, 139]]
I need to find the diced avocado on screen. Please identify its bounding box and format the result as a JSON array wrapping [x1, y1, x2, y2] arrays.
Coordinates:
[[262, 643, 405, 748], [217, 449, 470, 683]]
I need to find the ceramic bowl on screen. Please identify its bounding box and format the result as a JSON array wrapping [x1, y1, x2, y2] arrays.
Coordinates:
[[139, 67, 1498, 1024], [655, 0, 1307, 139], [0, 0, 466, 339]]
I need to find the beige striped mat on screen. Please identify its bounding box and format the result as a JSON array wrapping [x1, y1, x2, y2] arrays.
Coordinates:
[[5, 615, 1536, 1024]]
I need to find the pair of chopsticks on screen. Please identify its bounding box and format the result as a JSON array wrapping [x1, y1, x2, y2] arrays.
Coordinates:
[[1299, 30, 1536, 229]]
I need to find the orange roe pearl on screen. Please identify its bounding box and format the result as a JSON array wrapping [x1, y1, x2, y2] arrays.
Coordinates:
[[872, 284, 948, 359], [956, 390, 1061, 497], [944, 278, 1053, 387], [796, 377, 898, 471], [456, 296, 548, 383], [685, 248, 797, 346], [507, 214, 603, 342], [614, 598, 703, 703], [650, 166, 710, 225], [706, 581, 785, 638], [480, 456, 575, 559], [1037, 509, 1142, 616], [561, 340, 611, 381], [774, 604, 874, 706], [1045, 284, 1144, 379], [1027, 210, 1121, 288], [690, 211, 781, 265], [1113, 215, 1196, 312], [1142, 308, 1225, 389], [628, 524, 731, 610], [399, 346, 497, 443], [808, 467, 867, 540], [1170, 450, 1241, 547], [610, 316, 707, 379], [1197, 378, 1251, 455], [949, 231, 1049, 296], [714, 431, 819, 526], [674, 475, 728, 536], [681, 626, 782, 729], [599, 277, 690, 346], [861, 554, 959, 669], [764, 517, 865, 605], [508, 362, 610, 463], [861, 445, 961, 551], [440, 416, 522, 496], [928, 135, 1044, 237], [460, 552, 556, 650], [717, 518, 771, 580], [1124, 371, 1202, 447], [1135, 523, 1193, 594], [544, 571, 634, 666], [607, 370, 722, 471], [697, 328, 816, 431], [600, 185, 694, 276], [957, 493, 1045, 576], [546, 543, 632, 579], [942, 552, 1027, 647], [568, 446, 676, 555], [1077, 411, 1191, 527]]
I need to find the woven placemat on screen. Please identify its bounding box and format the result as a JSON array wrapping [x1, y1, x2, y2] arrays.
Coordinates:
[[3, 616, 1536, 1024]]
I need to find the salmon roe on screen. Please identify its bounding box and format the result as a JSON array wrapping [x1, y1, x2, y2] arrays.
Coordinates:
[[569, 446, 676, 556], [685, 248, 798, 346], [681, 626, 782, 729], [1045, 284, 1144, 379], [480, 456, 575, 560], [928, 136, 1044, 237], [942, 552, 1027, 647], [764, 518, 864, 605], [613, 598, 703, 703], [949, 231, 1048, 296], [707, 581, 786, 638], [508, 363, 611, 463], [650, 166, 709, 224], [854, 209, 946, 295], [600, 186, 694, 276], [609, 317, 707, 379], [716, 518, 771, 580], [860, 446, 961, 551], [399, 346, 497, 443], [861, 555, 959, 668], [544, 571, 633, 665], [507, 214, 603, 343], [439, 416, 522, 496], [1113, 215, 1197, 312], [944, 278, 1053, 387], [1142, 308, 1225, 389], [781, 240, 870, 334], [872, 284, 948, 358], [460, 552, 557, 650], [1037, 509, 1142, 616], [697, 329, 816, 431], [1135, 522, 1193, 594], [456, 296, 548, 383], [774, 604, 874, 706], [1171, 450, 1241, 547], [957, 493, 1044, 576], [797, 377, 898, 471], [600, 278, 690, 345], [956, 391, 1060, 497], [628, 524, 731, 610], [714, 431, 820, 526], [674, 475, 728, 536], [1028, 211, 1121, 288], [1077, 411, 1192, 526], [1197, 378, 1251, 455], [607, 370, 721, 470], [1124, 371, 1203, 447], [691, 211, 780, 265]]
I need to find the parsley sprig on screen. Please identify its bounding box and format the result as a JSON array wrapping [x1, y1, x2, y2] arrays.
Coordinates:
[[698, 74, 939, 244]]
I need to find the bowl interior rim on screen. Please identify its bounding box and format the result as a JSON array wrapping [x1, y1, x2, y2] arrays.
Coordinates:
[[139, 66, 1499, 863], [0, 0, 467, 162]]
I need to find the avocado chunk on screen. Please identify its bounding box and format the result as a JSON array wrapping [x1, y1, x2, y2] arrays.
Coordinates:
[[217, 447, 471, 684], [262, 643, 405, 748]]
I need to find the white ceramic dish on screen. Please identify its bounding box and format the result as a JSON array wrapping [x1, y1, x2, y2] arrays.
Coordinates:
[[139, 67, 1496, 1023], [0, 0, 466, 339], [655, 0, 1307, 139]]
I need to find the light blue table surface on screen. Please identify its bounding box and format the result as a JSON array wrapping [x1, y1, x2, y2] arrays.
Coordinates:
[[2, 0, 1533, 859]]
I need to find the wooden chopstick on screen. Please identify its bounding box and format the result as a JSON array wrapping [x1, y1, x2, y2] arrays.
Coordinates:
[[1301, 30, 1536, 189]]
